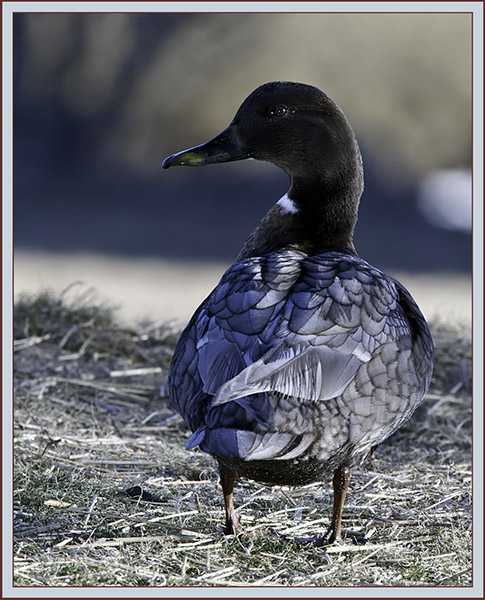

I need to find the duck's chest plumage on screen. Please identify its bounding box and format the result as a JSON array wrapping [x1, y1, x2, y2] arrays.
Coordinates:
[[168, 248, 433, 483]]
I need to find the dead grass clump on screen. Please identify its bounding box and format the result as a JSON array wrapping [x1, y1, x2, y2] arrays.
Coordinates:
[[12, 292, 472, 588]]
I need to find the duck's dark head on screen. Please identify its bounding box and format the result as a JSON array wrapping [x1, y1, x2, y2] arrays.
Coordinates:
[[163, 81, 361, 181], [163, 81, 364, 255]]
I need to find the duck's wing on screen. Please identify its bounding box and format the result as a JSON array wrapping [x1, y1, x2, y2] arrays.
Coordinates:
[[168, 251, 298, 428], [210, 253, 418, 405], [168, 251, 432, 459]]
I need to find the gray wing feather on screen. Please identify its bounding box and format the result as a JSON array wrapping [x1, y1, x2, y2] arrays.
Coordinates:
[[212, 343, 366, 405]]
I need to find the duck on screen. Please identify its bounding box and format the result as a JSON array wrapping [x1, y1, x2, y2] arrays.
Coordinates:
[[162, 81, 434, 544]]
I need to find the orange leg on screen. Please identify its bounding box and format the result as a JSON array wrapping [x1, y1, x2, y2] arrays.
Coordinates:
[[317, 464, 351, 545], [219, 465, 242, 535]]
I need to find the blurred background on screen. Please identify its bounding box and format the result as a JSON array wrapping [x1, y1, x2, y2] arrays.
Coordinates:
[[13, 11, 472, 327]]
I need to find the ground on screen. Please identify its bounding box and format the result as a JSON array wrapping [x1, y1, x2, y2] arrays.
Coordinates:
[[12, 291, 472, 588]]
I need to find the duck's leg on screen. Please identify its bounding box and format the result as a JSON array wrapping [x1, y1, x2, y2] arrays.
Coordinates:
[[219, 465, 242, 535], [316, 464, 351, 545]]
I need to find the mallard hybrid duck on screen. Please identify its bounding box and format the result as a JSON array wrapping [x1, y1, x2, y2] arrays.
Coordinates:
[[162, 81, 433, 544]]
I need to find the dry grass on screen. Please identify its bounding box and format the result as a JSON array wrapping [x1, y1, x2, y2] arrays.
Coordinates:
[[12, 290, 472, 588]]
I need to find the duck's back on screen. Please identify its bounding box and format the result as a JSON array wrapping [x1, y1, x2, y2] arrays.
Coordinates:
[[168, 248, 433, 484]]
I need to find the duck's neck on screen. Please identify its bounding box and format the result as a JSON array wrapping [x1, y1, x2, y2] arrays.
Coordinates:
[[238, 172, 362, 260], [290, 174, 360, 249]]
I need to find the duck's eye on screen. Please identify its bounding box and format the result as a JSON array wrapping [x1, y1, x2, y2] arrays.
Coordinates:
[[270, 105, 288, 117]]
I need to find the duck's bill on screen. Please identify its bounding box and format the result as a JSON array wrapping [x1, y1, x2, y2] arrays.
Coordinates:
[[162, 126, 252, 168]]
